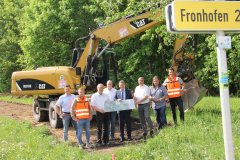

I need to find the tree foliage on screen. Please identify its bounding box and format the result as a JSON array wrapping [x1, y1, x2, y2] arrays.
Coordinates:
[[0, 0, 25, 92], [0, 0, 239, 94], [194, 34, 240, 95], [19, 0, 97, 69]]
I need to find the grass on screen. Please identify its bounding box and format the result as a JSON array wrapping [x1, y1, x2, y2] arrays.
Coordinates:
[[0, 117, 108, 160], [0, 97, 239, 159], [115, 97, 240, 160], [0, 94, 33, 105]]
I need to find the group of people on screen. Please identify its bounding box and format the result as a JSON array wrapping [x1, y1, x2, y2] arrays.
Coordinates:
[[54, 67, 185, 149]]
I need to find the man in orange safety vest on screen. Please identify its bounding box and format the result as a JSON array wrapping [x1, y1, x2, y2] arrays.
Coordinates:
[[71, 86, 92, 149], [163, 67, 185, 125]]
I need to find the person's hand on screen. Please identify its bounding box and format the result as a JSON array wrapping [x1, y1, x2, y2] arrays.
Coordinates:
[[117, 99, 122, 102], [100, 109, 105, 113], [133, 97, 137, 102], [149, 96, 153, 100], [135, 104, 138, 109], [135, 100, 139, 105], [180, 89, 185, 96], [165, 99, 170, 107], [58, 112, 63, 118], [72, 117, 79, 122], [61, 113, 68, 118], [133, 97, 138, 104], [151, 98, 157, 103], [89, 116, 92, 121]]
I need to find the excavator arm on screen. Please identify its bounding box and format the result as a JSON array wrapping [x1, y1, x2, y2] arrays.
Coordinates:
[[73, 5, 162, 89]]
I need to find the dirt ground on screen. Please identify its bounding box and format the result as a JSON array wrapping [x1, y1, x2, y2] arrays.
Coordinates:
[[0, 101, 151, 153]]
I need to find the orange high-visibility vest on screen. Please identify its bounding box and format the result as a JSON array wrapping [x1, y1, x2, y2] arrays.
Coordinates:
[[165, 76, 181, 98], [74, 96, 90, 119]]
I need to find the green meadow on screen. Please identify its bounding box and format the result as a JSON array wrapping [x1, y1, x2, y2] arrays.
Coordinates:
[[0, 97, 239, 160]]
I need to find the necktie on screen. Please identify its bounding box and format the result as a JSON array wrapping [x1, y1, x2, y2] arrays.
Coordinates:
[[121, 91, 124, 100]]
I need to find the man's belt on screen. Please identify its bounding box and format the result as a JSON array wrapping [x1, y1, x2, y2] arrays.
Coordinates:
[[138, 103, 149, 105], [63, 112, 70, 114]]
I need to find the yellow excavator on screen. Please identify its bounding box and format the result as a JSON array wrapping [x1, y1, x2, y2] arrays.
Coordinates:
[[11, 4, 205, 128]]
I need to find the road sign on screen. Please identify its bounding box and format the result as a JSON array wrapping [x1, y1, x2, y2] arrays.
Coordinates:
[[165, 2, 215, 33], [217, 36, 231, 49], [168, 1, 240, 32]]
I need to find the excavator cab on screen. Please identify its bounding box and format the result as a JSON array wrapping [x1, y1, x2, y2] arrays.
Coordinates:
[[91, 49, 118, 89], [72, 37, 118, 91]]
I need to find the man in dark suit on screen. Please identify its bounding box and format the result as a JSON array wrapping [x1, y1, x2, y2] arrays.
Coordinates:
[[115, 80, 133, 142]]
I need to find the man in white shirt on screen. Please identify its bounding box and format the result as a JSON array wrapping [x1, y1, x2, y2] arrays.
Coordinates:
[[55, 85, 77, 141], [103, 80, 117, 140], [91, 83, 110, 146], [134, 77, 154, 140]]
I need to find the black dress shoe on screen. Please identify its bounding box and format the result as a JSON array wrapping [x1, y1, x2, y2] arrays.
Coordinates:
[[102, 140, 109, 145], [127, 138, 133, 141], [150, 130, 154, 137], [143, 133, 147, 140], [110, 137, 115, 141], [96, 142, 102, 147]]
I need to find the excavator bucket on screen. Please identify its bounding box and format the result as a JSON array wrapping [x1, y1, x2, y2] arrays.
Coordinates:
[[182, 79, 207, 111], [172, 34, 207, 111]]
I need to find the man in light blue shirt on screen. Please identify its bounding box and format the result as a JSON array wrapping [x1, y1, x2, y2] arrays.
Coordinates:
[[55, 85, 77, 141]]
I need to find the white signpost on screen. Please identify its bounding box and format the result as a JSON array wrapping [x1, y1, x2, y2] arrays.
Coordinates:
[[166, 1, 237, 159]]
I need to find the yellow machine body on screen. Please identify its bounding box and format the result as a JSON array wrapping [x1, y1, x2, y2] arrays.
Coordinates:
[[11, 66, 80, 95]]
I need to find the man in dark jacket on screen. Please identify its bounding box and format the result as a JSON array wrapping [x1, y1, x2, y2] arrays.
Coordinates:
[[115, 80, 133, 142]]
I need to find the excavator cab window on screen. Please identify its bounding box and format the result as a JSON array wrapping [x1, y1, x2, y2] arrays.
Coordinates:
[[95, 50, 118, 85], [95, 55, 108, 85], [76, 67, 81, 75]]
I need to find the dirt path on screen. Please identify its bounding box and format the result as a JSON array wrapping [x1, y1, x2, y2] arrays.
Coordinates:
[[0, 101, 146, 153]]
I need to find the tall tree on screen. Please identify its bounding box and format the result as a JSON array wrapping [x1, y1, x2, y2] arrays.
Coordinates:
[[19, 0, 97, 69], [0, 0, 26, 92]]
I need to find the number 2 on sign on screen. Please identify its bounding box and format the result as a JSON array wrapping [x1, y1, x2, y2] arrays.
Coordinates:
[[235, 9, 240, 22]]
